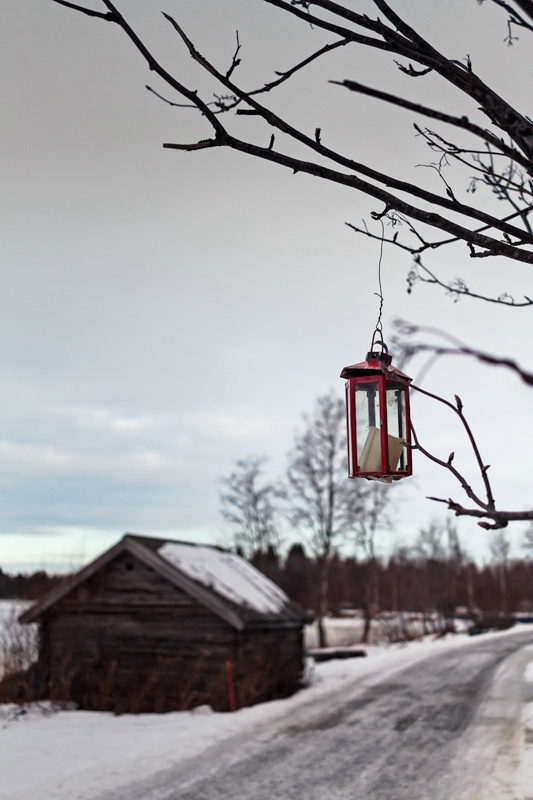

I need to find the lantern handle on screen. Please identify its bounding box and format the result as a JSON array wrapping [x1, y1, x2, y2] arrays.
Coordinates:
[[370, 337, 388, 355]]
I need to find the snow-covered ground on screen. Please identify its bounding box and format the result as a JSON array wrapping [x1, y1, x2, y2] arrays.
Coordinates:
[[0, 601, 35, 678], [1, 623, 532, 800], [304, 612, 467, 648]]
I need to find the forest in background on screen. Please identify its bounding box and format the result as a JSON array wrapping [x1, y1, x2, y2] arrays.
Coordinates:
[[252, 545, 533, 618], [3, 539, 533, 620]]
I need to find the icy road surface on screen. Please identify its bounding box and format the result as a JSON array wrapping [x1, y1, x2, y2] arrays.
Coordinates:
[[102, 630, 533, 800]]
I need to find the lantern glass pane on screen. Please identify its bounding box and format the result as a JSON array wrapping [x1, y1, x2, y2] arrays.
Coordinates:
[[355, 382, 381, 471], [386, 384, 407, 471]]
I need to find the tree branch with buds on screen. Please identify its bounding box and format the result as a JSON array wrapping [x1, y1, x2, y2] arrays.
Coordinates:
[[396, 322, 533, 528]]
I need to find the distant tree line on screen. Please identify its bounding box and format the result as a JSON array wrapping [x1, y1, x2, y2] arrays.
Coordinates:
[[251, 542, 533, 622], [0, 568, 62, 601], [3, 546, 533, 621]]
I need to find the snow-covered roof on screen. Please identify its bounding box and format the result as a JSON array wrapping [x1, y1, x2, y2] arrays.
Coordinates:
[[19, 534, 312, 630], [158, 543, 288, 616]]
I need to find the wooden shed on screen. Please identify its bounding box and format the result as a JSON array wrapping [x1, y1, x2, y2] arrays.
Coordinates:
[[19, 534, 313, 713]]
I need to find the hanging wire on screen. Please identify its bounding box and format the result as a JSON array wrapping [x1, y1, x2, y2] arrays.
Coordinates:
[[370, 219, 386, 354]]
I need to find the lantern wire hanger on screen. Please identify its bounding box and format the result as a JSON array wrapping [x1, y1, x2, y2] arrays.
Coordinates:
[[370, 219, 387, 357]]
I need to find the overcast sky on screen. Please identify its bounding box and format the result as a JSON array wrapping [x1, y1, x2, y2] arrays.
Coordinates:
[[2, 0, 533, 571]]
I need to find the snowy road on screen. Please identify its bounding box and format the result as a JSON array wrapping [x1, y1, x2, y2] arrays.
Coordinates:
[[105, 630, 533, 800]]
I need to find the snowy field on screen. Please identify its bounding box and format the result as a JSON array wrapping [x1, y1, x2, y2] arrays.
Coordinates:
[[1, 612, 533, 800], [0, 601, 35, 678], [303, 612, 464, 648]]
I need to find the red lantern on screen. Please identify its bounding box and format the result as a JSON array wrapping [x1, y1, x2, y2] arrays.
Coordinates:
[[340, 345, 412, 482]]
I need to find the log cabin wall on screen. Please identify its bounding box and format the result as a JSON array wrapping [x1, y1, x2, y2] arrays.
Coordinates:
[[39, 552, 236, 712], [35, 550, 306, 713], [234, 627, 305, 708]]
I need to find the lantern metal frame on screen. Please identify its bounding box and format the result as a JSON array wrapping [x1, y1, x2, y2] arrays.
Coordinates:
[[340, 347, 412, 482]]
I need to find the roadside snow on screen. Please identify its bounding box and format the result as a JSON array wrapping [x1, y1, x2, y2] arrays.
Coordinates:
[[514, 700, 533, 798], [513, 646, 533, 799], [524, 657, 533, 683], [1, 626, 532, 800]]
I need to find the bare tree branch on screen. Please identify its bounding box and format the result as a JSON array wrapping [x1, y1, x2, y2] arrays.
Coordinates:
[[409, 384, 496, 512], [426, 497, 533, 529], [50, 0, 115, 19], [482, 0, 533, 31], [407, 256, 533, 306], [162, 138, 222, 151], [331, 79, 531, 170], [394, 320, 533, 385], [48, 0, 533, 268], [391, 321, 533, 528]]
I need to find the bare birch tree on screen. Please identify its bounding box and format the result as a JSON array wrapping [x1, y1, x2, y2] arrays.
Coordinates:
[[285, 392, 365, 648], [523, 523, 533, 557], [353, 483, 392, 643], [412, 519, 469, 632], [219, 457, 281, 558], [490, 528, 511, 614]]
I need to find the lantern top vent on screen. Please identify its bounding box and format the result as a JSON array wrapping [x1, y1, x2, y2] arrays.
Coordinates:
[[340, 350, 412, 383]]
